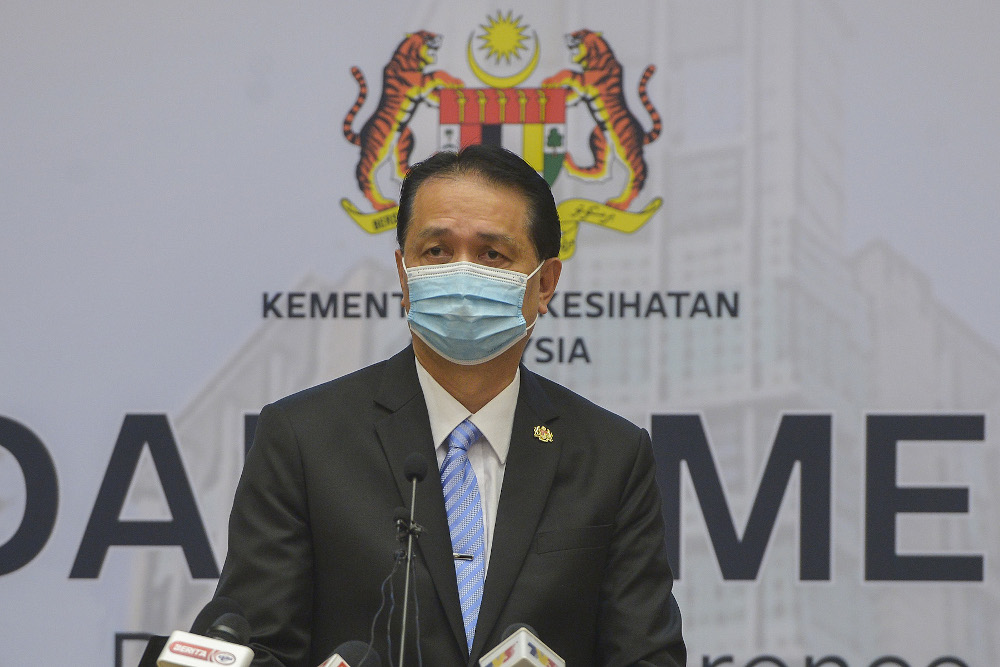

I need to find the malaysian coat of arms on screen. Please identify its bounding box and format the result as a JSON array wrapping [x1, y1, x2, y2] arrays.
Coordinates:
[[340, 12, 663, 260]]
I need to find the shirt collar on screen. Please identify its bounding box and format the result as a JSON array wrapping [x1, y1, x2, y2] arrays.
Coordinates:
[[414, 357, 519, 464]]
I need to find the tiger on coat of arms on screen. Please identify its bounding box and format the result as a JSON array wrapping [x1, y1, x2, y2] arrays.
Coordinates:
[[342, 31, 464, 211], [542, 29, 661, 211]]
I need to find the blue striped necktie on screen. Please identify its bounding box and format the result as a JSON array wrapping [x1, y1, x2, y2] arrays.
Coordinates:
[[440, 419, 486, 653]]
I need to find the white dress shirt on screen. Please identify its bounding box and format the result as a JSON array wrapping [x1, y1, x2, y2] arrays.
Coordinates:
[[414, 357, 520, 573]]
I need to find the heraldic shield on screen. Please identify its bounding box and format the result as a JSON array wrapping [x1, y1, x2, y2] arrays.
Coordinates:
[[437, 87, 568, 186]]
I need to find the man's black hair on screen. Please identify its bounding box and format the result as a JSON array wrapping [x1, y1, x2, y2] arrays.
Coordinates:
[[395, 145, 562, 261]]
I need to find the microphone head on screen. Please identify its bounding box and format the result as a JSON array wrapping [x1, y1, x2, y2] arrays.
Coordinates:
[[329, 640, 381, 666], [190, 596, 245, 635], [207, 611, 251, 645], [502, 623, 538, 640], [404, 452, 428, 482]]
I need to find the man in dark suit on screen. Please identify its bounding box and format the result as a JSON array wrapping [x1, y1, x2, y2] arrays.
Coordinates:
[[212, 145, 685, 666]]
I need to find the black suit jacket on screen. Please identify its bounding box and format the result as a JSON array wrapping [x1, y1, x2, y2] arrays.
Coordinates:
[[214, 347, 684, 666]]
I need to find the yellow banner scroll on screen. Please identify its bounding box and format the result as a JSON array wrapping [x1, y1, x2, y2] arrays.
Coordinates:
[[341, 198, 399, 234], [556, 197, 662, 260]]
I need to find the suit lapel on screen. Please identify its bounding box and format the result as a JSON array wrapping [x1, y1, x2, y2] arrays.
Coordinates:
[[372, 347, 468, 655], [470, 368, 560, 659]]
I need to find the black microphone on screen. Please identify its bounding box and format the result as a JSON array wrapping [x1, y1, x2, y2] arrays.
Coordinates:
[[478, 623, 565, 667], [156, 597, 254, 667], [135, 597, 243, 667], [317, 640, 382, 666], [398, 452, 428, 667], [404, 452, 428, 482], [205, 611, 251, 645], [190, 596, 245, 635]]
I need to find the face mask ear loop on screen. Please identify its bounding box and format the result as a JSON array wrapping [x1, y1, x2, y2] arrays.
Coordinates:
[[522, 259, 549, 330], [400, 255, 410, 316]]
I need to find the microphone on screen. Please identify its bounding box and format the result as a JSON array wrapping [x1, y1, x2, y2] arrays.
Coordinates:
[[317, 640, 382, 667], [404, 452, 428, 482], [478, 624, 565, 667], [190, 597, 243, 635], [204, 612, 250, 644], [140, 596, 243, 667], [398, 452, 428, 667], [156, 599, 254, 667]]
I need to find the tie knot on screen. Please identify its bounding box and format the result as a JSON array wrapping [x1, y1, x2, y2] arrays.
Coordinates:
[[447, 419, 481, 453]]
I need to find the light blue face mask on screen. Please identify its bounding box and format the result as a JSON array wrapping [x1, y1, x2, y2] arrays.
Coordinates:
[[403, 260, 544, 365]]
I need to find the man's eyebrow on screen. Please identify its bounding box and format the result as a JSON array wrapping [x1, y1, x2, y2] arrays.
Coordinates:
[[414, 226, 522, 247], [414, 225, 451, 239], [475, 231, 521, 247]]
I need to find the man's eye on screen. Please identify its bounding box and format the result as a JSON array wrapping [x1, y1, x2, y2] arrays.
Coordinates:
[[485, 250, 501, 260]]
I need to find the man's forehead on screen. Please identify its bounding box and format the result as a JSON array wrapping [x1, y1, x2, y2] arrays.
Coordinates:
[[414, 173, 528, 209], [407, 176, 533, 240]]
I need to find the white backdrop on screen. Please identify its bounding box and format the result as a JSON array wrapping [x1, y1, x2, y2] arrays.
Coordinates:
[[2, 2, 998, 666]]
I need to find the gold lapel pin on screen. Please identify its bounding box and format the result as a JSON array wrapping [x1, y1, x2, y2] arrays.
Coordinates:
[[533, 425, 554, 442]]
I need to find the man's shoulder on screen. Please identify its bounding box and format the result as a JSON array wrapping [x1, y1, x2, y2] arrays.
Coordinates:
[[524, 367, 644, 438], [276, 360, 384, 406], [267, 348, 413, 416]]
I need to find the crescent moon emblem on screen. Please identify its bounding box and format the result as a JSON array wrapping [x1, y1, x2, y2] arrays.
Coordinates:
[[466, 31, 540, 88]]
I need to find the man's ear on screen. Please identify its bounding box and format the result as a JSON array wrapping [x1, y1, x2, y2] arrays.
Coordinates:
[[536, 257, 562, 315], [395, 249, 410, 311]]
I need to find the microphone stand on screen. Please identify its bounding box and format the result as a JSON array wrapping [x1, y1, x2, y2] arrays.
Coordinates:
[[398, 453, 427, 667]]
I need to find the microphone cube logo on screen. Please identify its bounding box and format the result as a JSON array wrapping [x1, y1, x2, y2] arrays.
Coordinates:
[[166, 640, 237, 664], [169, 640, 212, 660]]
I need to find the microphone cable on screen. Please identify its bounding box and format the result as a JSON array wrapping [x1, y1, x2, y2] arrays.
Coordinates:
[[384, 552, 398, 666], [366, 550, 402, 667], [408, 548, 423, 667], [381, 535, 425, 666], [383, 548, 424, 667]]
